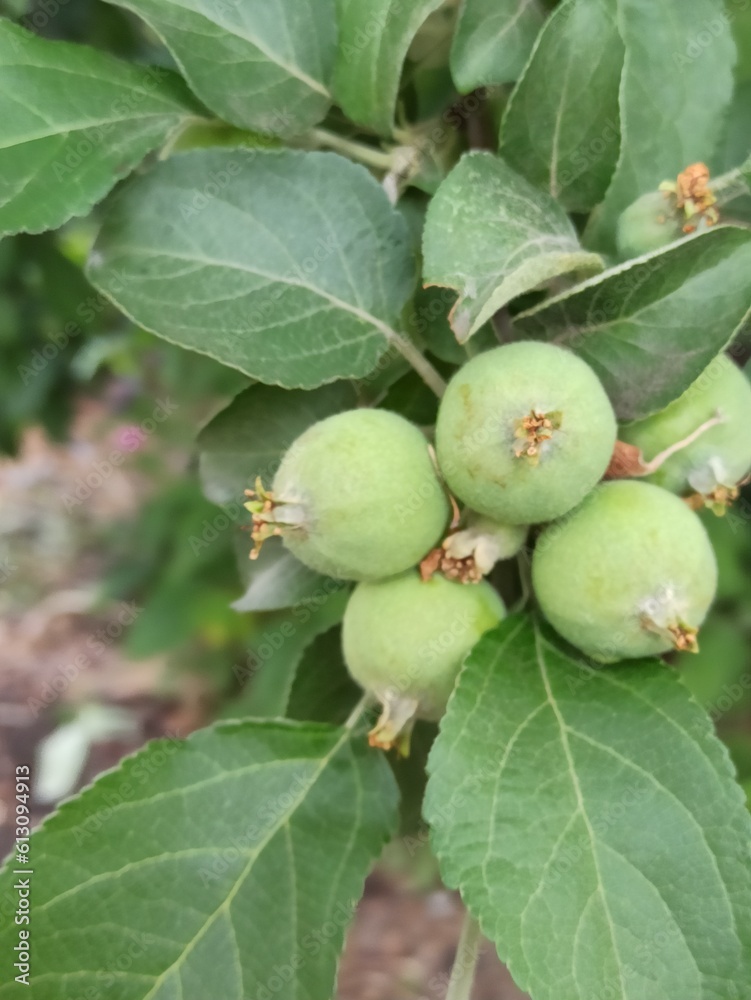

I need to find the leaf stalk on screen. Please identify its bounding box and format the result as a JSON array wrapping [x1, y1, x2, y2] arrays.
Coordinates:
[[445, 909, 483, 1000]]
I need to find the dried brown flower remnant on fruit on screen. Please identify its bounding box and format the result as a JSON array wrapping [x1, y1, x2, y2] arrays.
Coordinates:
[[686, 483, 742, 516], [420, 513, 528, 583], [420, 543, 483, 584], [244, 409, 450, 581], [659, 162, 719, 232], [244, 479, 288, 559], [513, 410, 562, 461], [666, 623, 700, 654], [435, 342, 616, 524]]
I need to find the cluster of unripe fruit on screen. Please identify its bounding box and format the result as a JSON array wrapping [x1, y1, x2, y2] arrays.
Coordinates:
[[245, 340, 751, 751]]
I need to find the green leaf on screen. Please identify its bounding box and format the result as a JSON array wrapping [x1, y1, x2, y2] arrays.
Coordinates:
[[104, 0, 335, 137], [678, 618, 749, 712], [717, 82, 751, 177], [287, 625, 361, 725], [500, 0, 623, 213], [585, 0, 736, 252], [740, 153, 751, 190], [425, 615, 751, 1000], [0, 20, 199, 237], [422, 152, 603, 342], [232, 543, 333, 615], [409, 277, 499, 365], [734, 2, 751, 83], [451, 0, 545, 93], [390, 720, 438, 836], [87, 148, 416, 388], [230, 586, 350, 717], [285, 619, 439, 834], [198, 382, 358, 506], [334, 0, 445, 134], [412, 285, 468, 364], [378, 367, 440, 424], [515, 226, 751, 420], [0, 720, 398, 999]]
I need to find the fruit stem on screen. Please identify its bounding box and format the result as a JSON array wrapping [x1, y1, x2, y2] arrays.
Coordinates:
[[344, 694, 373, 732], [512, 548, 532, 613], [445, 909, 483, 1000], [641, 412, 724, 473], [307, 128, 395, 171], [387, 329, 447, 396]]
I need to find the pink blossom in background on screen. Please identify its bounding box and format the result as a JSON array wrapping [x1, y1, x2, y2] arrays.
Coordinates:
[[115, 425, 147, 452]]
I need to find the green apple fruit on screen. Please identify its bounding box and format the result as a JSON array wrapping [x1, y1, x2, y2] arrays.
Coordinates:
[[435, 342, 617, 525], [342, 570, 505, 749], [532, 480, 717, 661], [619, 357, 751, 508], [246, 409, 450, 581], [615, 191, 684, 261]]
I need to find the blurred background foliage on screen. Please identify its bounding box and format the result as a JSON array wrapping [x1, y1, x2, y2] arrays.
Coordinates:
[[1, 0, 750, 829]]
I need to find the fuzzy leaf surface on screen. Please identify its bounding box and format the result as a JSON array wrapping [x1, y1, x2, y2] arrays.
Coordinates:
[[422, 152, 602, 341], [87, 149, 416, 389], [500, 0, 623, 212], [450, 0, 544, 92], [104, 0, 336, 136], [0, 21, 198, 237], [334, 0, 445, 134]]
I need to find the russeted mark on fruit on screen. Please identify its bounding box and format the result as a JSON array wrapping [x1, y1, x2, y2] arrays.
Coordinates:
[[513, 409, 562, 462]]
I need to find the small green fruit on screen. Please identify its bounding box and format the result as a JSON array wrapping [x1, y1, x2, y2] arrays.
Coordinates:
[[342, 571, 505, 748], [615, 191, 684, 261], [248, 409, 450, 581], [532, 480, 717, 661], [435, 342, 617, 524], [619, 358, 751, 505]]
